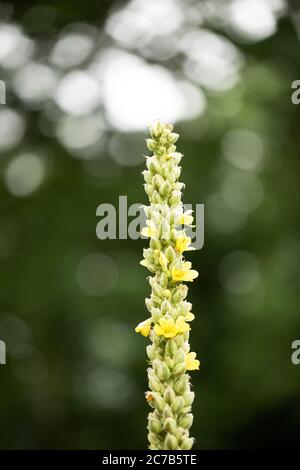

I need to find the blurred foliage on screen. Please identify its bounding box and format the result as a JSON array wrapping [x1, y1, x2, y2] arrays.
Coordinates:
[[0, 0, 300, 449]]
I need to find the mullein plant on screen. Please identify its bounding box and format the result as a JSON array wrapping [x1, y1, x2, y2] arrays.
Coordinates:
[[135, 121, 200, 450]]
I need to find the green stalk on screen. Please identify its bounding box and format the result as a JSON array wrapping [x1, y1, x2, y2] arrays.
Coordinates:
[[135, 121, 199, 450]]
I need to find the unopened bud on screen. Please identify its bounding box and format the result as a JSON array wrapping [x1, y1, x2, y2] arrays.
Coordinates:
[[164, 417, 177, 434], [173, 362, 186, 376], [146, 345, 155, 360], [180, 437, 194, 450], [149, 417, 162, 434], [183, 391, 195, 406], [174, 376, 188, 395], [157, 363, 170, 381], [164, 386, 176, 404], [164, 434, 178, 450], [165, 246, 175, 262], [165, 339, 177, 356], [168, 132, 179, 144], [149, 376, 162, 393], [178, 413, 193, 430], [146, 138, 156, 152], [174, 350, 185, 366], [160, 181, 171, 197], [171, 396, 185, 414]]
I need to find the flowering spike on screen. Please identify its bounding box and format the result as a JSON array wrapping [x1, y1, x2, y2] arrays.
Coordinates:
[[136, 121, 200, 450]]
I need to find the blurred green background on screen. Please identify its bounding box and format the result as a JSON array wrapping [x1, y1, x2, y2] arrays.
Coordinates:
[[0, 0, 300, 449]]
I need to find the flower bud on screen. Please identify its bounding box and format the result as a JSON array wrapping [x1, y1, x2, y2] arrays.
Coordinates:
[[173, 363, 186, 376], [145, 184, 154, 197], [150, 238, 161, 251], [149, 376, 162, 393], [165, 246, 175, 262], [149, 159, 160, 174], [162, 289, 171, 299], [164, 386, 176, 404], [145, 298, 152, 312], [148, 432, 161, 448], [171, 396, 185, 414], [146, 345, 155, 360], [146, 138, 156, 152], [174, 376, 188, 395], [162, 404, 173, 418], [160, 220, 170, 241], [157, 363, 170, 381], [164, 434, 178, 450], [165, 339, 177, 357], [149, 417, 162, 434], [180, 437, 194, 450], [178, 413, 193, 430], [183, 391, 195, 406], [169, 190, 181, 206], [142, 170, 152, 184], [174, 350, 185, 365], [161, 299, 170, 314], [160, 181, 171, 197], [150, 392, 165, 412], [160, 273, 169, 288], [163, 417, 177, 434]]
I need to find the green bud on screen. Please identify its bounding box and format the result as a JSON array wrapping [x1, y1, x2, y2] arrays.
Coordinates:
[[160, 273, 169, 288], [145, 298, 152, 312], [162, 289, 171, 299], [174, 376, 188, 395], [149, 417, 162, 434], [146, 345, 154, 360], [157, 363, 170, 381], [149, 376, 162, 393], [174, 350, 185, 365], [145, 184, 154, 197], [169, 190, 181, 207], [151, 308, 161, 322], [150, 392, 165, 413], [161, 300, 170, 314], [164, 434, 178, 450], [146, 138, 156, 152], [150, 238, 161, 251], [178, 413, 193, 430], [148, 432, 162, 448], [183, 391, 195, 406], [164, 386, 176, 404], [165, 339, 177, 356], [173, 363, 186, 376], [160, 181, 171, 197], [171, 396, 185, 414], [162, 404, 173, 418], [163, 417, 177, 434], [180, 437, 194, 450], [142, 170, 152, 184], [165, 246, 175, 262], [168, 132, 179, 144], [160, 220, 170, 241]]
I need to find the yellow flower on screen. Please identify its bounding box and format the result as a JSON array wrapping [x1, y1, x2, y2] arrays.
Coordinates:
[[185, 352, 200, 371], [171, 262, 199, 282], [176, 210, 194, 227], [135, 318, 152, 337], [154, 316, 190, 338], [141, 220, 158, 238], [175, 235, 195, 253], [159, 252, 168, 270]]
